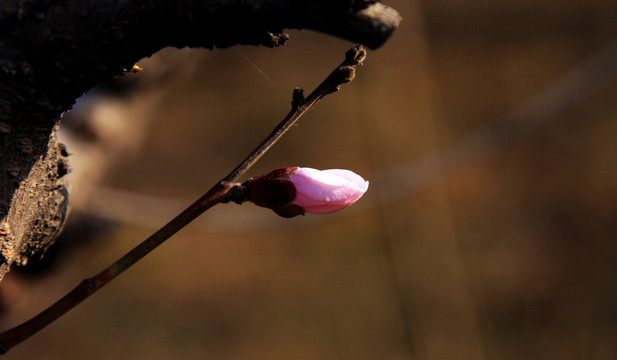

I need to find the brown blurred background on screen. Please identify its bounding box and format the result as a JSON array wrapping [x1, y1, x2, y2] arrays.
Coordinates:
[[2, 0, 617, 359]]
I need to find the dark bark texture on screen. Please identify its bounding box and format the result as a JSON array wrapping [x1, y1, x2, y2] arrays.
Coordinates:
[[0, 0, 400, 281]]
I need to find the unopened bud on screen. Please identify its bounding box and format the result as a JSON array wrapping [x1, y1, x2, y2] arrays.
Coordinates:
[[245, 167, 369, 218]]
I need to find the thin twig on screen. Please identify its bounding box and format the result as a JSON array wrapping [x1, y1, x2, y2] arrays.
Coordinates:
[[224, 44, 366, 181], [0, 45, 366, 354]]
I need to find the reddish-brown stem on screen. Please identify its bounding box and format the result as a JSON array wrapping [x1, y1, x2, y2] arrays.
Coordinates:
[[0, 45, 366, 354]]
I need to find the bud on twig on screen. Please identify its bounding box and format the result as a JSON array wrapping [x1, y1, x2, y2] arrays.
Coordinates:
[[246, 167, 369, 218]]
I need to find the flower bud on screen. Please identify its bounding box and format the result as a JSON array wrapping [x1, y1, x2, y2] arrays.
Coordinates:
[[246, 167, 369, 218]]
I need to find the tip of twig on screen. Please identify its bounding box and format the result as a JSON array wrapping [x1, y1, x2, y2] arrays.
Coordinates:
[[345, 45, 367, 66]]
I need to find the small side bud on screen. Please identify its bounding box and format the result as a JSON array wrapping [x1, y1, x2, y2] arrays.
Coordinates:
[[292, 87, 305, 108]]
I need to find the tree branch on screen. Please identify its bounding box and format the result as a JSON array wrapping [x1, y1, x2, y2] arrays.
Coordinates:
[[0, 0, 400, 280], [0, 44, 367, 354]]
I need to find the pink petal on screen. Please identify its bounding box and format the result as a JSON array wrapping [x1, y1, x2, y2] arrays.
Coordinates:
[[290, 167, 369, 214]]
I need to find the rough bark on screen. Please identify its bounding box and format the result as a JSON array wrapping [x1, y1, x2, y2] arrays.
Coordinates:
[[0, 0, 400, 281]]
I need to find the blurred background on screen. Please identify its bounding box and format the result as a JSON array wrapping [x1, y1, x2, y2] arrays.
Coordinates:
[[2, 0, 617, 358]]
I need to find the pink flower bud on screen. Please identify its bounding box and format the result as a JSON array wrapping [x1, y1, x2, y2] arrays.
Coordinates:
[[246, 167, 369, 217], [289, 167, 369, 214]]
